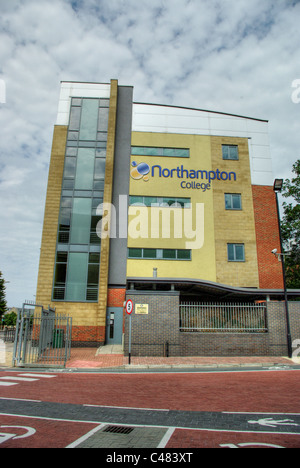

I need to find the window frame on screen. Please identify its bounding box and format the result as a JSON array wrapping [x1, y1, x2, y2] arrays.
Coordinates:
[[129, 195, 191, 208], [225, 193, 242, 211], [227, 243, 245, 262], [222, 145, 239, 160], [128, 248, 191, 260], [131, 146, 190, 158]]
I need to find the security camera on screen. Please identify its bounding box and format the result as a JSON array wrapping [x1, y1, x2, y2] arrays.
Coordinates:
[[271, 249, 277, 255]]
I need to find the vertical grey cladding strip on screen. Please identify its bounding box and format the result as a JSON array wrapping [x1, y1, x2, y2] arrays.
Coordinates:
[[108, 86, 133, 287]]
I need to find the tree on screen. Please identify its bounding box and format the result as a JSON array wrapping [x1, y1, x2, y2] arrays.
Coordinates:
[[0, 271, 7, 321], [281, 159, 300, 288], [3, 311, 17, 327]]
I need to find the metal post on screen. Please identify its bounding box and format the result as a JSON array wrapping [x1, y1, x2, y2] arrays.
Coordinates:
[[128, 315, 132, 365], [274, 187, 292, 358], [13, 307, 22, 366]]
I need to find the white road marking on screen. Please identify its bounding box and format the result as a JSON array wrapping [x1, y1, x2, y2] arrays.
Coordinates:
[[0, 382, 18, 387], [0, 376, 38, 382], [157, 427, 176, 448], [65, 424, 106, 448], [18, 373, 56, 378]]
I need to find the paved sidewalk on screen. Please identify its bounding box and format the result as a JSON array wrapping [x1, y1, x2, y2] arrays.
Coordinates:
[[1, 341, 299, 370], [65, 346, 299, 370]]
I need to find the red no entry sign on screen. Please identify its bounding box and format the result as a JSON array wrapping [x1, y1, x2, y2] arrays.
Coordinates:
[[125, 300, 133, 315]]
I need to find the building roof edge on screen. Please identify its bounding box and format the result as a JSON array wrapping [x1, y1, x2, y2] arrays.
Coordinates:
[[133, 102, 269, 123]]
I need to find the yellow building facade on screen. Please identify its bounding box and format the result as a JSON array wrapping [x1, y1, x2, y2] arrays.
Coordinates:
[[127, 132, 259, 288]]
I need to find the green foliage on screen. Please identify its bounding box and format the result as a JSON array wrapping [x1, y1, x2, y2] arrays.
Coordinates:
[[281, 160, 300, 288], [0, 271, 7, 319], [3, 311, 17, 327]]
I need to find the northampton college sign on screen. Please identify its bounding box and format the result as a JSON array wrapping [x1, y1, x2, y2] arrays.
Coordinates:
[[131, 161, 237, 192]]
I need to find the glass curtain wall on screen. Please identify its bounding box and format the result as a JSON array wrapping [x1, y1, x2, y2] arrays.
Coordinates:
[[53, 97, 110, 301]]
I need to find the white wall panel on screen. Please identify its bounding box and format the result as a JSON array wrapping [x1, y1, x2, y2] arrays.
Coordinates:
[[56, 88, 274, 186], [56, 82, 110, 125], [132, 103, 274, 186]]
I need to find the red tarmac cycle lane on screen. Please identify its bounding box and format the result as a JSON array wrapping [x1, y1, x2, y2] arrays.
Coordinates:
[[0, 370, 299, 413], [0, 414, 100, 448], [1, 416, 300, 449], [1, 370, 300, 448], [166, 429, 300, 449], [1, 414, 300, 449]]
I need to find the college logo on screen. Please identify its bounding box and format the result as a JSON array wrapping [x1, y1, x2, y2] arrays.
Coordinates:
[[130, 161, 150, 181], [130, 161, 237, 192]]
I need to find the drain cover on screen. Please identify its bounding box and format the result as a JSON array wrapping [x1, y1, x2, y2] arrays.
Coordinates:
[[103, 425, 134, 435]]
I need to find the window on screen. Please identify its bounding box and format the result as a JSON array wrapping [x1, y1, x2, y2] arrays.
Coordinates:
[[222, 145, 239, 160], [53, 250, 100, 302], [98, 107, 109, 132], [53, 252, 68, 300], [58, 198, 72, 243], [94, 158, 106, 180], [53, 97, 110, 303], [79, 99, 99, 141], [70, 198, 92, 244], [128, 248, 143, 258], [163, 249, 176, 259], [64, 157, 77, 178], [228, 243, 245, 262], [225, 194, 242, 210], [65, 252, 89, 301], [129, 196, 191, 208], [69, 106, 81, 131], [128, 248, 191, 260], [143, 248, 157, 259], [177, 249, 192, 260], [71, 98, 82, 107], [90, 215, 101, 244], [75, 148, 95, 190], [86, 253, 100, 301], [131, 147, 190, 158]]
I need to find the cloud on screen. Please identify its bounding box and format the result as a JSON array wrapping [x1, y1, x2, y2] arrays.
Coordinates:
[[0, 0, 300, 305]]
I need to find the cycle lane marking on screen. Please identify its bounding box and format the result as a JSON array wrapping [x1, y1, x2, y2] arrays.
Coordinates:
[[1, 411, 300, 448], [0, 413, 101, 448], [0, 372, 57, 387]]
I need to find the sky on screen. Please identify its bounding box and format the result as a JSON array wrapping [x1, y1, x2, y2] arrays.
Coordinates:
[[0, 0, 300, 307]]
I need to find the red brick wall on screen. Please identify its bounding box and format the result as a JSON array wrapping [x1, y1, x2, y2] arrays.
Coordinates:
[[71, 326, 105, 346], [252, 185, 284, 289], [107, 288, 126, 307], [70, 289, 126, 346]]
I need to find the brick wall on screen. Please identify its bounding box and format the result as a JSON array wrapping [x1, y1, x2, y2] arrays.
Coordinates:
[[179, 333, 269, 356], [179, 301, 296, 356], [107, 288, 126, 307], [211, 137, 260, 288], [36, 125, 68, 307], [267, 301, 300, 356], [124, 292, 300, 357], [252, 185, 284, 289], [124, 292, 180, 356], [71, 326, 105, 347]]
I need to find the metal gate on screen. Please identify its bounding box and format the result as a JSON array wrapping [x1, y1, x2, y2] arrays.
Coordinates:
[[13, 301, 72, 368]]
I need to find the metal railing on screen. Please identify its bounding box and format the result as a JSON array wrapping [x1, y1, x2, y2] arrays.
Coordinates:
[[3, 327, 16, 342], [180, 302, 267, 333], [13, 302, 72, 368]]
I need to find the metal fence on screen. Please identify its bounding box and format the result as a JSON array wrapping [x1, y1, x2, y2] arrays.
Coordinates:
[[3, 327, 16, 342], [13, 302, 72, 368], [180, 302, 268, 333]]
